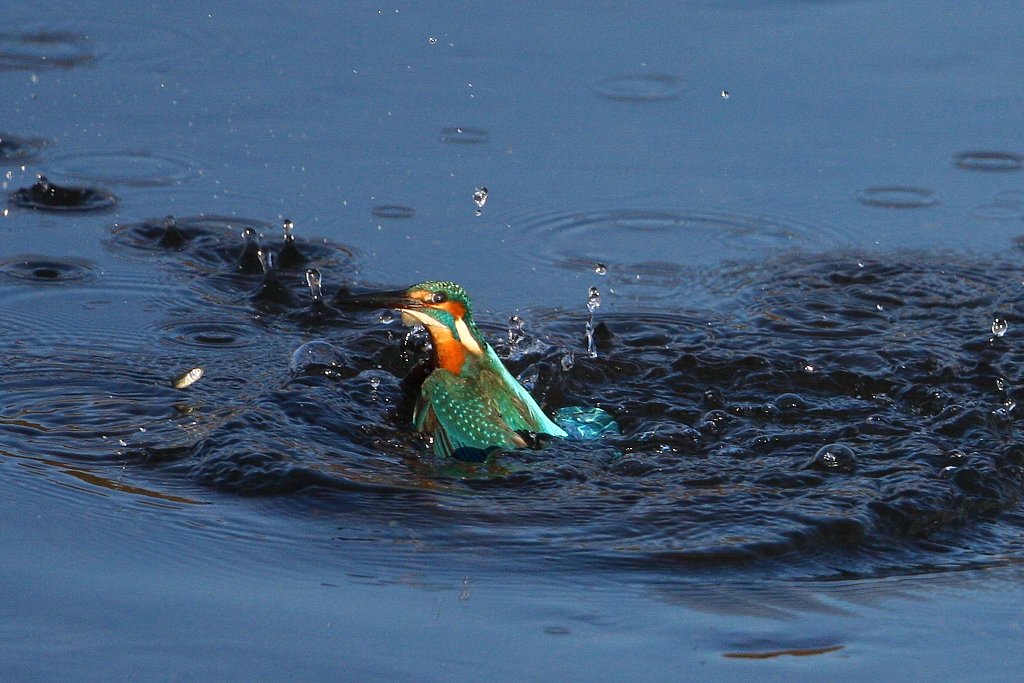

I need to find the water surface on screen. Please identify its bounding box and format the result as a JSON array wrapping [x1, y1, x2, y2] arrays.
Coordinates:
[[3, 1, 1024, 680]]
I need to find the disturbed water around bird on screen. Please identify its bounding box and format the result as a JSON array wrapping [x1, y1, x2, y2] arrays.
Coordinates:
[[4, 1, 1024, 680], [8, 215, 1024, 578]]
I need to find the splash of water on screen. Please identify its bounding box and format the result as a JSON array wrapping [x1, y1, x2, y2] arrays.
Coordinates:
[[586, 286, 601, 358]]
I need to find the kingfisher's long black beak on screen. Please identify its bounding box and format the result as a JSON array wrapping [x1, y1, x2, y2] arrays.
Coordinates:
[[332, 287, 420, 311]]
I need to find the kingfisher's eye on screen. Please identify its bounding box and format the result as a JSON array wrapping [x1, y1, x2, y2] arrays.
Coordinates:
[[430, 291, 447, 304]]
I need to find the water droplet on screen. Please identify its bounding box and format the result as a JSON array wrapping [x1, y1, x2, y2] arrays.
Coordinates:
[[586, 287, 601, 358], [289, 340, 344, 375], [473, 186, 488, 209], [252, 249, 297, 306], [508, 314, 526, 351], [516, 366, 539, 392], [276, 218, 306, 269], [807, 443, 857, 474], [720, 90, 730, 99], [438, 127, 489, 145], [305, 268, 323, 302], [171, 367, 204, 389], [996, 377, 1007, 391], [236, 227, 263, 273], [379, 311, 395, 324], [428, 36, 438, 45], [992, 318, 1008, 337], [773, 393, 806, 411], [369, 375, 381, 391], [595, 263, 607, 275]]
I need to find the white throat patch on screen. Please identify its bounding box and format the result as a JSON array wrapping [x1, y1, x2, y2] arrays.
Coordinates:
[[400, 309, 483, 355]]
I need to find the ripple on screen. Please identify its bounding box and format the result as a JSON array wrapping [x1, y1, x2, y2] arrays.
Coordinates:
[[0, 30, 95, 71], [154, 318, 268, 349], [856, 186, 938, 209], [8, 175, 117, 212], [439, 127, 489, 145], [48, 151, 195, 187], [110, 214, 269, 254], [371, 205, 416, 219], [512, 208, 850, 298], [4, 217, 1024, 578], [954, 151, 1024, 172], [0, 133, 46, 163], [973, 190, 1024, 221], [0, 267, 188, 356], [0, 354, 208, 465], [0, 255, 97, 284], [593, 74, 684, 102], [107, 215, 354, 278]]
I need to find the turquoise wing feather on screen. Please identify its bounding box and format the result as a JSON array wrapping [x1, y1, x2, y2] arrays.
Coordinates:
[[414, 368, 528, 460], [483, 346, 568, 438]]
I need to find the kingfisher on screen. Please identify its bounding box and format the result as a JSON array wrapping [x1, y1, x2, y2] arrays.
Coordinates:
[[337, 280, 571, 461]]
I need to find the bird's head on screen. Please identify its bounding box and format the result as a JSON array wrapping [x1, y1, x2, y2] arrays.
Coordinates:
[[337, 280, 486, 372]]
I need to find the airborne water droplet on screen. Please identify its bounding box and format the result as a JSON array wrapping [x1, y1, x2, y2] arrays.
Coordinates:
[[595, 263, 607, 275], [720, 90, 730, 99], [586, 286, 601, 358], [305, 268, 323, 302], [992, 317, 1008, 337], [379, 311, 395, 324], [473, 186, 488, 215], [508, 314, 525, 351], [428, 36, 438, 45]]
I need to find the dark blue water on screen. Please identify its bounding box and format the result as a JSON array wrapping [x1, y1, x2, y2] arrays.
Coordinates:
[[4, 1, 1024, 680]]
